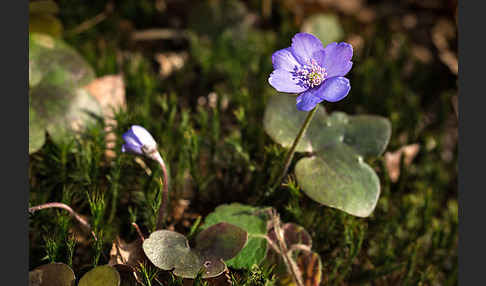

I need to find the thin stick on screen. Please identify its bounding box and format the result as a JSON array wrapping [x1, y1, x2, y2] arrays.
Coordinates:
[[131, 29, 187, 41], [65, 2, 114, 36], [270, 105, 319, 192], [29, 202, 97, 241]]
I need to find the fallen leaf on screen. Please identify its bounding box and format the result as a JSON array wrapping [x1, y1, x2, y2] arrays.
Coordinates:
[[109, 237, 145, 268], [384, 144, 420, 182]]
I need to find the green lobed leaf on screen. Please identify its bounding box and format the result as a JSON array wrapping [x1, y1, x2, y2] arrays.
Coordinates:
[[29, 33, 95, 88], [29, 263, 75, 286], [78, 265, 121, 286], [202, 203, 269, 269], [30, 84, 102, 145], [143, 222, 247, 278], [263, 95, 391, 217]]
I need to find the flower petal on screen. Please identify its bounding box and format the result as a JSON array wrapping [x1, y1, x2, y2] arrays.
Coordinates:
[[122, 131, 143, 154], [317, 42, 353, 78], [315, 76, 351, 102], [272, 48, 300, 72], [296, 89, 323, 111], [290, 33, 324, 65], [268, 69, 308, 93], [131, 125, 157, 150]]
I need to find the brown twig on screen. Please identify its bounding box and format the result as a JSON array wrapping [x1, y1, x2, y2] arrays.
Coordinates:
[[65, 2, 114, 36], [29, 202, 97, 241], [131, 29, 187, 41]]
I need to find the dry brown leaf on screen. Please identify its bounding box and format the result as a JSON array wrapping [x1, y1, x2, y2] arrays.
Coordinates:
[[108, 237, 145, 267], [384, 144, 420, 182], [83, 75, 126, 159]]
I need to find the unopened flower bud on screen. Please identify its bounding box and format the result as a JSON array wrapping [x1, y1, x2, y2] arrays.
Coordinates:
[[122, 125, 158, 156]]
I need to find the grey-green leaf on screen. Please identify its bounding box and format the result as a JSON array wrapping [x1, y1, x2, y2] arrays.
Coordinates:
[[29, 263, 75, 286], [264, 95, 391, 217], [143, 222, 247, 278], [263, 95, 327, 153], [78, 265, 121, 286], [202, 203, 269, 269], [295, 144, 380, 217], [264, 95, 391, 156]]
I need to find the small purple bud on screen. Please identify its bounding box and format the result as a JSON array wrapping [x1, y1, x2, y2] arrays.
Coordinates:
[[122, 125, 158, 156]]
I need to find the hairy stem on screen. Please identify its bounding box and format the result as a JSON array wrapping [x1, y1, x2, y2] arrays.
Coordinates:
[[152, 152, 169, 230], [29, 202, 97, 240], [270, 105, 318, 192]]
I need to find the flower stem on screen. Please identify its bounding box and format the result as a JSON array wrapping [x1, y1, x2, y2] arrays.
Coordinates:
[[270, 105, 318, 192], [152, 152, 169, 230]]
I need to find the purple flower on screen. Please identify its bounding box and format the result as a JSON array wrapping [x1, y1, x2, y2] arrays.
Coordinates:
[[268, 33, 353, 111], [122, 125, 158, 156]]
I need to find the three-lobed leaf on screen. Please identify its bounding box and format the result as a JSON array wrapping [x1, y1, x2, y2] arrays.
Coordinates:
[[202, 203, 269, 269], [143, 222, 247, 278], [29, 33, 102, 153], [264, 95, 391, 217]]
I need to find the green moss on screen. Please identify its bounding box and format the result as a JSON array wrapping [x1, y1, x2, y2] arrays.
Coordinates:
[[29, 0, 457, 285]]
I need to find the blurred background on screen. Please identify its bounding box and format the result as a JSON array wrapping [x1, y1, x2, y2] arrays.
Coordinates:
[[29, 0, 458, 285]]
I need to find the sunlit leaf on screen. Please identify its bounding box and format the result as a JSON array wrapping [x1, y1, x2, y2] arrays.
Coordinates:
[[78, 265, 121, 286], [263, 95, 391, 217], [30, 84, 102, 145], [295, 144, 380, 217], [29, 33, 95, 88], [203, 203, 269, 269]]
